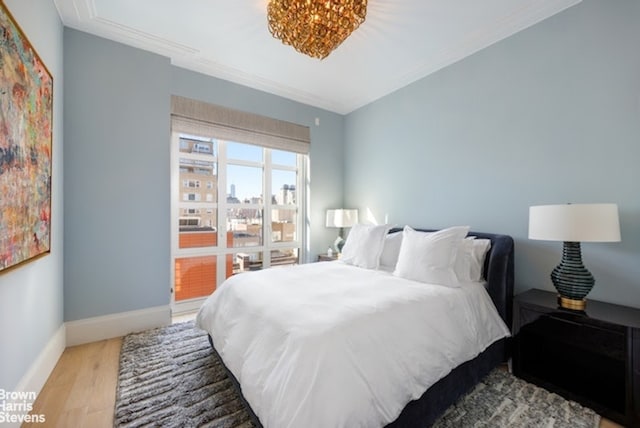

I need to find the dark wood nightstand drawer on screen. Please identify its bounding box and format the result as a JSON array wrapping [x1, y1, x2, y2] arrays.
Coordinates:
[[517, 312, 626, 415], [317, 254, 338, 262], [520, 309, 625, 360], [513, 289, 640, 427], [634, 329, 640, 424]]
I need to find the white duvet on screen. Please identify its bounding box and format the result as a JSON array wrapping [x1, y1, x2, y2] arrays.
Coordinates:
[[196, 261, 510, 428]]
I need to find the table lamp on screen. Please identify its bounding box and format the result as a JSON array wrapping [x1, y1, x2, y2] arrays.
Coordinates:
[[528, 203, 620, 310], [325, 209, 358, 253]]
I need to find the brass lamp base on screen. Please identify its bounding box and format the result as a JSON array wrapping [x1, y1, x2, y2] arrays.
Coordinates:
[[558, 295, 586, 311]]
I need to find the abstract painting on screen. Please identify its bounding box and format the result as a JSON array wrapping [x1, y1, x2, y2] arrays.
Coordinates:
[[0, 3, 53, 272]]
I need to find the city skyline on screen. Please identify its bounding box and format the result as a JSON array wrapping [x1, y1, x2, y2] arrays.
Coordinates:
[[227, 170, 296, 202], [226, 141, 297, 201], [180, 135, 298, 203]]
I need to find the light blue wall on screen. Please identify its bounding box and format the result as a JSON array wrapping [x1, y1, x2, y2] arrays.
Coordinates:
[[344, 0, 640, 308], [63, 30, 172, 321], [0, 0, 64, 391], [63, 31, 344, 321]]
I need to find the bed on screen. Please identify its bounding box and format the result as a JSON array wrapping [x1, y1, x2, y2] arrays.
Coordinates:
[[196, 226, 514, 428]]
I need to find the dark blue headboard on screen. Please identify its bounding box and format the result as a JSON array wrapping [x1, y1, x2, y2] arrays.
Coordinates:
[[388, 228, 515, 329]]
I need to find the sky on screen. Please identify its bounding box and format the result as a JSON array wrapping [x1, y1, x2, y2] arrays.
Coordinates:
[[180, 135, 298, 201], [225, 142, 297, 201]]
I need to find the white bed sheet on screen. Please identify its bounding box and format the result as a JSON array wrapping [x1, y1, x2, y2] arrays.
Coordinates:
[[196, 261, 510, 428]]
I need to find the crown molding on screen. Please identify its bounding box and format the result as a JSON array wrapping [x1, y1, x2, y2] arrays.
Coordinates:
[[172, 57, 351, 114], [55, 0, 582, 115], [55, 0, 198, 57]]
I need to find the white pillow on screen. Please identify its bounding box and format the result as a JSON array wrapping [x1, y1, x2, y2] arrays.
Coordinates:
[[379, 232, 403, 270], [393, 225, 470, 287], [468, 238, 491, 282], [340, 223, 391, 269], [453, 238, 474, 282], [454, 237, 492, 282]]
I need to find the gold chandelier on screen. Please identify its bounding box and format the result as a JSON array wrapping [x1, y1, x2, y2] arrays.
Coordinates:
[[267, 0, 368, 60]]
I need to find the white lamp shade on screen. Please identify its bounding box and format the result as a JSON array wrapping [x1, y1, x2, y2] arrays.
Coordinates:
[[326, 209, 358, 228], [529, 203, 621, 242]]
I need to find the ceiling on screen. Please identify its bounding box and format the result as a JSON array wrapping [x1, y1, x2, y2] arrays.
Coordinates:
[[54, 0, 581, 114]]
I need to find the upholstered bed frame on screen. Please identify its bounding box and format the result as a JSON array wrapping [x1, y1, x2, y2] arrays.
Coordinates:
[[207, 228, 515, 427], [386, 228, 515, 427]]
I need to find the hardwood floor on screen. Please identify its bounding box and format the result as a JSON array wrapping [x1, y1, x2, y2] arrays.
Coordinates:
[[25, 330, 623, 427], [24, 337, 121, 428]]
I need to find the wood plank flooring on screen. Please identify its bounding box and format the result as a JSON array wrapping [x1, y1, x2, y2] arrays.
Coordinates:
[[24, 330, 623, 428], [23, 337, 121, 428]]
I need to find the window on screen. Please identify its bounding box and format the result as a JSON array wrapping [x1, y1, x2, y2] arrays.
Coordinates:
[[170, 96, 310, 313], [183, 193, 200, 202], [183, 180, 200, 188], [179, 218, 200, 227]]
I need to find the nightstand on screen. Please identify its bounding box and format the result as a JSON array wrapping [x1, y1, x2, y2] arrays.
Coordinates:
[[512, 289, 640, 427], [317, 253, 338, 262]]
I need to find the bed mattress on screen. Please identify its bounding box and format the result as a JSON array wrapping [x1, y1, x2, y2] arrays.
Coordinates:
[[196, 261, 510, 428]]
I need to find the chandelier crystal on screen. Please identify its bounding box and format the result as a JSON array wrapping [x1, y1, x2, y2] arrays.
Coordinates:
[[267, 0, 368, 60]]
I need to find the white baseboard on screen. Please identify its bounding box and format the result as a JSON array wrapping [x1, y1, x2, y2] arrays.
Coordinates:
[[172, 297, 205, 316], [14, 323, 65, 394], [1, 307, 170, 427], [65, 305, 171, 347], [5, 324, 66, 428]]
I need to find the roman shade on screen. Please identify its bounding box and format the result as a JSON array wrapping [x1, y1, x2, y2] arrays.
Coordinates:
[[171, 95, 310, 154]]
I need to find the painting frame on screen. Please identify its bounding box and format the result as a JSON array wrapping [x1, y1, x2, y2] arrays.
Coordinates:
[[0, 2, 53, 273]]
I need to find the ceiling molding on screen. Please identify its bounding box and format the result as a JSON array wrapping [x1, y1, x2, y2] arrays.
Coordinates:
[[173, 57, 350, 114], [55, 0, 199, 57], [92, 17, 200, 57], [55, 0, 583, 115]]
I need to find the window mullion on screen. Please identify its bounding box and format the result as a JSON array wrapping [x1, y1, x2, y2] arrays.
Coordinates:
[[217, 140, 228, 285], [263, 148, 272, 268], [298, 154, 306, 262]]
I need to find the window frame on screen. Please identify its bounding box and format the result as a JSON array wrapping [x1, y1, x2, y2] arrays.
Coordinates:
[[170, 132, 308, 314]]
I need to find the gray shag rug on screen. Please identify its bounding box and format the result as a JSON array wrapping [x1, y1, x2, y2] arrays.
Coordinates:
[[114, 322, 600, 428]]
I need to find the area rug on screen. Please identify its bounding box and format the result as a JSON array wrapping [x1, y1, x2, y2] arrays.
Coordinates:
[[114, 321, 601, 428]]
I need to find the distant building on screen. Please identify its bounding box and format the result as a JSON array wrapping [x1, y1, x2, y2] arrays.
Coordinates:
[[272, 184, 296, 241], [275, 184, 296, 205], [178, 137, 217, 231]]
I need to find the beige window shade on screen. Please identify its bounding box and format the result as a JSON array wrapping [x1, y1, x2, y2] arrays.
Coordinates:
[[171, 95, 310, 154]]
